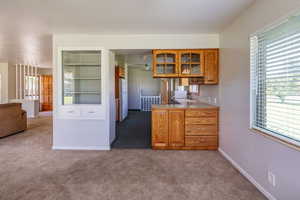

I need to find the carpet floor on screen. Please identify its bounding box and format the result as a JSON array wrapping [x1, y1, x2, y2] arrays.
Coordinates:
[[112, 111, 151, 149], [0, 113, 267, 200]]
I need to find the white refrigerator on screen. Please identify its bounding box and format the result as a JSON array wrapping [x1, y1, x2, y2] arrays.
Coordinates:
[[119, 78, 128, 121]]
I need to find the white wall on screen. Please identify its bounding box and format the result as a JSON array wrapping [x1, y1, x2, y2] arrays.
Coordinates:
[[8, 64, 16, 100], [54, 34, 219, 50], [0, 63, 16, 103], [128, 67, 160, 110], [109, 51, 116, 144], [38, 68, 52, 75], [0, 63, 8, 103], [219, 1, 300, 199]]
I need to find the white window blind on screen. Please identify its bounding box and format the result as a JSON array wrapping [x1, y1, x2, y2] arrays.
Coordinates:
[[250, 14, 300, 145]]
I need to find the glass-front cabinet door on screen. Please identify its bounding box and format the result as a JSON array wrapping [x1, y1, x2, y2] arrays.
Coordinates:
[[153, 50, 178, 77], [179, 50, 204, 77], [62, 51, 101, 105]]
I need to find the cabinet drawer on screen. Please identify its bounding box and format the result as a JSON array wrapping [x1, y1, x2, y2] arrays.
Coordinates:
[[81, 107, 102, 118], [185, 117, 217, 125], [185, 125, 217, 136], [60, 107, 81, 117], [185, 136, 218, 147], [186, 110, 217, 117]]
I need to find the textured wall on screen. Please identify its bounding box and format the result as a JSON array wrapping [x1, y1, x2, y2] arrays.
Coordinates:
[[219, 1, 300, 199]]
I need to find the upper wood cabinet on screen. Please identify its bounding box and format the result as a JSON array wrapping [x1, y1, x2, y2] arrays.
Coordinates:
[[153, 50, 178, 78], [178, 50, 204, 77], [152, 49, 219, 84], [204, 49, 219, 84]]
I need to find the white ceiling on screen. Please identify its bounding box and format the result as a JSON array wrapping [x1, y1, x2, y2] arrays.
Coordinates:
[[0, 0, 254, 67]]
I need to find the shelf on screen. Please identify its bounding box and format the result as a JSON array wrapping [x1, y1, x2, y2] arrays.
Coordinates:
[[63, 64, 101, 67], [64, 91, 101, 94], [156, 63, 176, 65], [65, 78, 101, 80]]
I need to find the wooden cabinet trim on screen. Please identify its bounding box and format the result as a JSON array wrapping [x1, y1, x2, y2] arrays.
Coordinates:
[[185, 124, 217, 136], [168, 110, 185, 147], [185, 110, 218, 117], [185, 136, 218, 147], [185, 117, 218, 125], [152, 109, 169, 147]]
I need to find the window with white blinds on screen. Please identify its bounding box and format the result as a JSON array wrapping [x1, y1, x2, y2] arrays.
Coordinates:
[[250, 14, 300, 146]]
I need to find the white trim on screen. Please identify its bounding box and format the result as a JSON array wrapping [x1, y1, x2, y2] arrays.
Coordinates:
[[218, 148, 276, 200], [252, 126, 300, 147], [52, 145, 111, 150]]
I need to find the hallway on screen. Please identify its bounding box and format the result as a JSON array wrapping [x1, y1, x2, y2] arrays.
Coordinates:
[[112, 111, 151, 149]]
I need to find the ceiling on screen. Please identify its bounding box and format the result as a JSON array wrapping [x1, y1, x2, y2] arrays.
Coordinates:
[[0, 0, 254, 67]]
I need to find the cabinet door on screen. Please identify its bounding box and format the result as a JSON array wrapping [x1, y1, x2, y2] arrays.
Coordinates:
[[152, 109, 169, 147], [204, 50, 219, 84], [153, 50, 178, 78], [179, 50, 204, 77], [169, 110, 185, 147]]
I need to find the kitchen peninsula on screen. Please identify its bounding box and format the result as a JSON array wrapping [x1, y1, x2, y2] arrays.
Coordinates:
[[152, 100, 219, 150]]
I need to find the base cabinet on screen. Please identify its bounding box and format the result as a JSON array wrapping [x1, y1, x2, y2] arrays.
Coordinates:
[[152, 108, 219, 150], [168, 110, 185, 147], [152, 109, 169, 147]]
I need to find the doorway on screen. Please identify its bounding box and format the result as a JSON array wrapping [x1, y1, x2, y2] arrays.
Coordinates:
[[40, 75, 53, 111], [112, 50, 161, 149]]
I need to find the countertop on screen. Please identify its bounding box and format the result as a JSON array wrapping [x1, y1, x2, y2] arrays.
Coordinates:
[[152, 99, 219, 110]]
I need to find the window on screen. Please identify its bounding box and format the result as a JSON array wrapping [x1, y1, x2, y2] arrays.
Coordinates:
[[250, 14, 300, 146], [25, 75, 39, 99]]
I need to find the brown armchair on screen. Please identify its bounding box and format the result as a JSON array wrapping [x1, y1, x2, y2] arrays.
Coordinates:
[[0, 103, 27, 138]]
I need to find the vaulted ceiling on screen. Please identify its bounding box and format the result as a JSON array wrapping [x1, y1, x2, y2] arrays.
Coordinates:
[[0, 0, 254, 67]]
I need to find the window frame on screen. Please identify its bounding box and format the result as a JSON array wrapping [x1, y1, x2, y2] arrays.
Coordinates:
[[250, 13, 300, 149]]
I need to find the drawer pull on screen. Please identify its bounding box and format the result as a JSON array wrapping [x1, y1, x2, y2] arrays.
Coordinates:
[[88, 111, 95, 114], [67, 110, 74, 113]]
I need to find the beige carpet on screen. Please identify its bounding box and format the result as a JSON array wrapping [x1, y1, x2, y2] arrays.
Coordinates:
[[0, 114, 266, 200]]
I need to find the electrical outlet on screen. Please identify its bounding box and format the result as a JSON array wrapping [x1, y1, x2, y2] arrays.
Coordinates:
[[268, 171, 276, 187]]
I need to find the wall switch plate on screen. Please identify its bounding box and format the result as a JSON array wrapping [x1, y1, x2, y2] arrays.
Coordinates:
[[268, 171, 276, 187]]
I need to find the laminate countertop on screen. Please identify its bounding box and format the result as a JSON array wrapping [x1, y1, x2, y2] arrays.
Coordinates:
[[151, 99, 219, 110]]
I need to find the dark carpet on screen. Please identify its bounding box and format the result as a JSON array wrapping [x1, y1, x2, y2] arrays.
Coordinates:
[[112, 111, 151, 149]]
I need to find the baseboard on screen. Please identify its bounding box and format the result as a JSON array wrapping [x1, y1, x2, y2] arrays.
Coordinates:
[[52, 145, 110, 150], [218, 148, 276, 200]]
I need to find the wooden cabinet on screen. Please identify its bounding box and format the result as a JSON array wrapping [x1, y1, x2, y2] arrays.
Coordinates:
[[152, 49, 219, 84], [178, 50, 204, 77], [153, 50, 178, 78], [152, 109, 169, 147], [41, 75, 53, 111], [116, 66, 125, 79], [168, 110, 185, 147], [152, 107, 219, 150], [204, 50, 219, 84], [185, 108, 218, 149]]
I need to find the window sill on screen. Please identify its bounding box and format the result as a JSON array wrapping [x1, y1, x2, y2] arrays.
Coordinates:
[[250, 128, 300, 152]]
